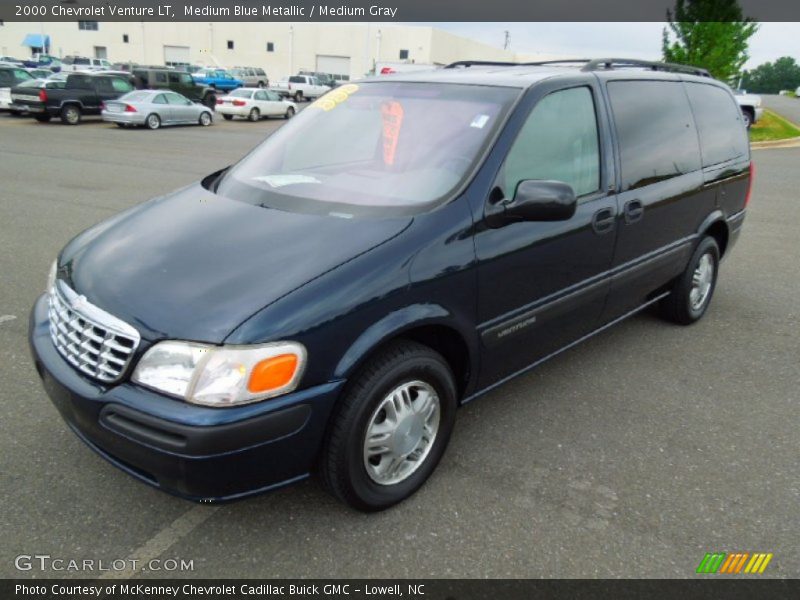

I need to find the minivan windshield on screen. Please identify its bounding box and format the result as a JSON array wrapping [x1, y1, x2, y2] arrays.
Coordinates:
[[215, 81, 519, 214]]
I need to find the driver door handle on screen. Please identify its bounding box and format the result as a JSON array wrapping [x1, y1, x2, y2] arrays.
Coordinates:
[[592, 208, 615, 234]]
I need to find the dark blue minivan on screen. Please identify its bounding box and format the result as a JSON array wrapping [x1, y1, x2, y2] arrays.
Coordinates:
[[30, 59, 752, 511]]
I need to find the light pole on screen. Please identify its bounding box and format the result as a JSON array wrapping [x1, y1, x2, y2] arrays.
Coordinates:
[[289, 25, 295, 76]]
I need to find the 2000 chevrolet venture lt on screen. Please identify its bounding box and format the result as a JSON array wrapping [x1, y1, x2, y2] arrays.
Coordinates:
[[30, 59, 752, 511]]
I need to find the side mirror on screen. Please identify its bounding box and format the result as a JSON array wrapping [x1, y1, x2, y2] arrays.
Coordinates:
[[488, 180, 577, 227]]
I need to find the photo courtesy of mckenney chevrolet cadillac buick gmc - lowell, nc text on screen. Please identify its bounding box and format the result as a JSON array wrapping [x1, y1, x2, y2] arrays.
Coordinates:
[[29, 58, 752, 511]]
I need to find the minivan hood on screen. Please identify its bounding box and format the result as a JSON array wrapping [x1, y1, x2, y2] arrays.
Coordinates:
[[60, 183, 412, 343]]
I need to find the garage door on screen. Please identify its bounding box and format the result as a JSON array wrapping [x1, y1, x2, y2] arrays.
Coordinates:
[[316, 55, 351, 78], [164, 45, 191, 66]]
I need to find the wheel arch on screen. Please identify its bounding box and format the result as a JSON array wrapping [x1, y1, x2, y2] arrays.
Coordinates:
[[697, 211, 730, 258], [334, 304, 477, 401]]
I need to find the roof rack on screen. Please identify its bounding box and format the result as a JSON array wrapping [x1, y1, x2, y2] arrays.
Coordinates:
[[444, 60, 520, 69], [580, 58, 711, 77], [443, 58, 711, 78]]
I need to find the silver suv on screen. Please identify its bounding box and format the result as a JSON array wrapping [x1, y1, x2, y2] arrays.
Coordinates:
[[230, 67, 268, 88]]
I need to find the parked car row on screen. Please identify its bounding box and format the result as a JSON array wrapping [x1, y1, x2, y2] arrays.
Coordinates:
[[2, 67, 297, 130]]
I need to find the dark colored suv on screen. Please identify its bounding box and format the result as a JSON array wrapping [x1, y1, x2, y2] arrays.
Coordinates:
[[132, 68, 217, 109], [30, 59, 752, 511]]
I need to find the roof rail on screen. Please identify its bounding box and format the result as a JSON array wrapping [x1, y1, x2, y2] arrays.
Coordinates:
[[443, 58, 711, 78], [444, 60, 520, 69], [581, 58, 711, 77]]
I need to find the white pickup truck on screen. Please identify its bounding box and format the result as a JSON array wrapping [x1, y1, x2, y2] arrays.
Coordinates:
[[272, 75, 329, 102], [733, 89, 764, 128]]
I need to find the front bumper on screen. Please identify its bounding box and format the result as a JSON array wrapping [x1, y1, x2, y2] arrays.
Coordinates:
[[29, 294, 344, 502]]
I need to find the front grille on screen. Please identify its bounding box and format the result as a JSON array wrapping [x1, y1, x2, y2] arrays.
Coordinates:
[[48, 281, 140, 383]]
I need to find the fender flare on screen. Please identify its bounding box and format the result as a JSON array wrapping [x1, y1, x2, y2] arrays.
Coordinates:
[[696, 210, 727, 238], [333, 303, 476, 381]]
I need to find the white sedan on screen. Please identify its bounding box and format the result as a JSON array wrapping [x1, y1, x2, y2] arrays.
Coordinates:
[[216, 88, 296, 121]]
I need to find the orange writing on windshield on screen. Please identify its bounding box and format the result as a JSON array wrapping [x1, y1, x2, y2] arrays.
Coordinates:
[[381, 101, 404, 166]]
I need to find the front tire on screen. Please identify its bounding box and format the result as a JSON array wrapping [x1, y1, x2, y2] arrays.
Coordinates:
[[660, 236, 720, 325], [248, 107, 260, 122], [742, 108, 753, 129], [199, 111, 212, 126], [321, 341, 457, 512], [284, 106, 295, 119]]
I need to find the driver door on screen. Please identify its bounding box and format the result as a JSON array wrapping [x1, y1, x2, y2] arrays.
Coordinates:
[[474, 82, 619, 387]]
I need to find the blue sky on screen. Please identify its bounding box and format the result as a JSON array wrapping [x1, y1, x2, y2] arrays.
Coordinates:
[[429, 23, 799, 69]]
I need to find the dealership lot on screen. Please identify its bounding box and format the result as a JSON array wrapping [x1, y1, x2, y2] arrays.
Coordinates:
[[0, 108, 798, 578]]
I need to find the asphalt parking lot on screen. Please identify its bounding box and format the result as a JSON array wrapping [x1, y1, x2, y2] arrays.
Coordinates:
[[0, 110, 798, 579]]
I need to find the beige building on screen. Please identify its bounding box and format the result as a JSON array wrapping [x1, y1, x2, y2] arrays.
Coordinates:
[[0, 21, 564, 80]]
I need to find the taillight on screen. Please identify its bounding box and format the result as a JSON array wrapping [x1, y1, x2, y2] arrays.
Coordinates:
[[216, 98, 223, 104], [100, 102, 105, 110], [745, 160, 755, 207], [38, 89, 47, 102], [124, 104, 137, 113], [232, 99, 246, 106]]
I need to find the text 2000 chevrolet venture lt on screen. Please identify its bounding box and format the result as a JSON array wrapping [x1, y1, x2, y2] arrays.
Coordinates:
[[30, 59, 752, 511]]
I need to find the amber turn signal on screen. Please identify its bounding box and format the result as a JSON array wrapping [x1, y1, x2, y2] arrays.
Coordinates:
[[247, 354, 299, 393]]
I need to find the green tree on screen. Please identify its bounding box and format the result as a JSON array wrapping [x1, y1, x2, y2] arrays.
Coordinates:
[[662, 0, 758, 83], [741, 57, 800, 94]]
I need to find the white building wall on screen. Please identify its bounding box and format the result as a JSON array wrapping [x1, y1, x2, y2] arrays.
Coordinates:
[[0, 21, 552, 80]]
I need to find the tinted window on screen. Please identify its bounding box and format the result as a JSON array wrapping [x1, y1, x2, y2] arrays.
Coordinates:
[[608, 80, 701, 191], [256, 69, 266, 76], [685, 83, 749, 167], [75, 57, 90, 65], [289, 76, 304, 84], [155, 72, 167, 83], [66, 75, 93, 89], [94, 78, 115, 92], [502, 86, 600, 198], [168, 73, 180, 83]]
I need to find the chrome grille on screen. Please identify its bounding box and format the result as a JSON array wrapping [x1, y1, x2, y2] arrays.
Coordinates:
[[48, 281, 140, 383]]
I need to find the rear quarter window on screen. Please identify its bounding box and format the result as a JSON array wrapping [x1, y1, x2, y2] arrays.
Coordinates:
[[608, 80, 702, 191], [684, 82, 749, 167]]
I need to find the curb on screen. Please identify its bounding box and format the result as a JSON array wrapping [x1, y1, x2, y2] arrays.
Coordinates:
[[751, 136, 800, 149], [751, 109, 800, 149]]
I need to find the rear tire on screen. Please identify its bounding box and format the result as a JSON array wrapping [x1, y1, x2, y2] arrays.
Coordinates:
[[60, 105, 81, 125], [742, 108, 754, 129], [294, 91, 303, 102], [145, 113, 161, 130], [321, 340, 457, 512], [660, 236, 720, 325]]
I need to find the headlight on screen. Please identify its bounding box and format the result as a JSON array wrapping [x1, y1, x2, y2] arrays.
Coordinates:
[[46, 260, 57, 293], [132, 341, 306, 407]]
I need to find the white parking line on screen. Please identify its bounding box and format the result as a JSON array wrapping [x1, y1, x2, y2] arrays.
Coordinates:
[[0, 314, 17, 324], [99, 504, 221, 580]]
